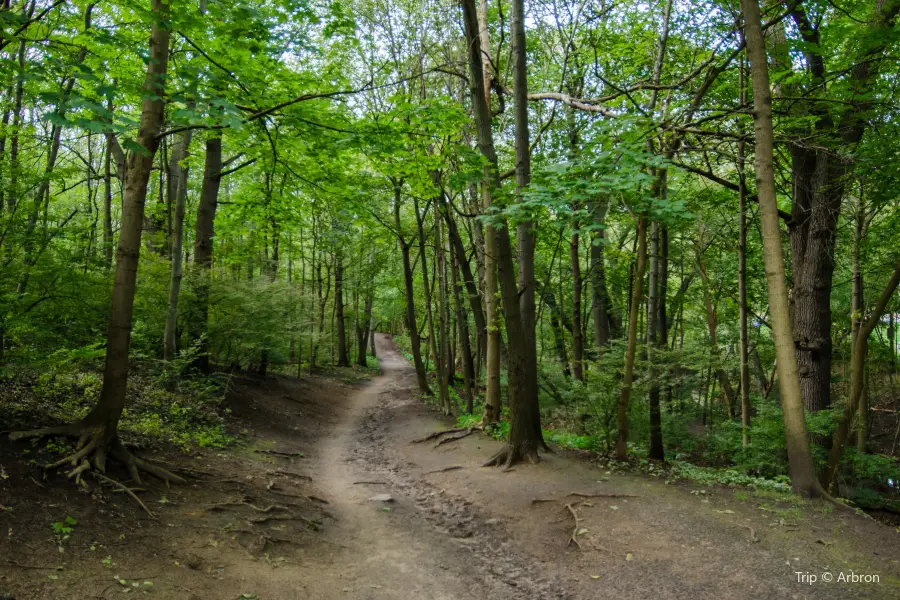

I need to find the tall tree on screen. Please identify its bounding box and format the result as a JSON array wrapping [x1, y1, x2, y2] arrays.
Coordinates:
[[9, 0, 183, 484], [741, 0, 824, 497]]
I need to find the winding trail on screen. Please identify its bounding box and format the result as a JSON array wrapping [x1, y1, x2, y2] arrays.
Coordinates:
[[3, 333, 898, 599], [304, 336, 505, 599]]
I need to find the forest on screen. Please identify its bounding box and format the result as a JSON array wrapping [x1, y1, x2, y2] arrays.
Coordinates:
[[1, 0, 900, 573]]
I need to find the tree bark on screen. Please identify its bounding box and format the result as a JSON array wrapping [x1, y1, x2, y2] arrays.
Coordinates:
[[616, 215, 647, 460], [335, 246, 350, 367], [85, 0, 170, 438], [590, 199, 614, 348], [824, 262, 900, 492], [741, 0, 825, 497], [463, 0, 543, 465], [189, 137, 223, 374], [738, 110, 751, 447], [451, 233, 476, 413], [570, 228, 584, 380], [435, 192, 452, 415], [510, 0, 542, 449], [394, 182, 432, 395], [163, 129, 193, 360]]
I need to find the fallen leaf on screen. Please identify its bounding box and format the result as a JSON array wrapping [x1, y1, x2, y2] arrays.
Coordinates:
[[576, 528, 589, 536], [590, 575, 601, 580], [609, 505, 619, 511], [625, 553, 633, 561]]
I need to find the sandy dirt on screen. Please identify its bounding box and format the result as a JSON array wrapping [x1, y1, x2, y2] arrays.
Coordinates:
[[1, 333, 899, 599]]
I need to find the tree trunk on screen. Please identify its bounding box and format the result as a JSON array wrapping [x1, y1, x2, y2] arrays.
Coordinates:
[[850, 195, 867, 452], [510, 0, 543, 449], [335, 247, 349, 367], [697, 218, 736, 416], [463, 0, 543, 465], [616, 215, 647, 460], [84, 0, 170, 439], [163, 129, 193, 360], [590, 199, 614, 348], [570, 228, 584, 380], [451, 235, 476, 413], [393, 183, 431, 395], [435, 193, 452, 415], [738, 115, 751, 447], [824, 263, 900, 491], [443, 206, 486, 370], [741, 0, 825, 497], [647, 218, 663, 461], [189, 137, 223, 374]]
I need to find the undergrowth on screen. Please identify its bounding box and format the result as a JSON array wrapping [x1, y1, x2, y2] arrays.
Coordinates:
[[0, 344, 236, 455]]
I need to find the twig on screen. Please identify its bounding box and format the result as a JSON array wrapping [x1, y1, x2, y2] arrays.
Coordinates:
[[568, 492, 638, 499], [423, 466, 464, 475], [564, 504, 583, 549], [352, 481, 387, 485], [5, 560, 61, 570], [93, 473, 155, 518]]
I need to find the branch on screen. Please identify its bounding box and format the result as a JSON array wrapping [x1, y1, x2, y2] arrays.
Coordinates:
[[671, 161, 792, 224], [220, 157, 257, 177]]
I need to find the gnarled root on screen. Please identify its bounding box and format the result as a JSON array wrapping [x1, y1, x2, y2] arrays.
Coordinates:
[[9, 423, 185, 486], [482, 442, 540, 470]]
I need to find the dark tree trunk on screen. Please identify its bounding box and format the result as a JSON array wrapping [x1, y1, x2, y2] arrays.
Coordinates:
[[394, 183, 432, 395], [570, 229, 584, 380], [189, 137, 223, 374], [462, 0, 543, 466], [335, 248, 349, 367]]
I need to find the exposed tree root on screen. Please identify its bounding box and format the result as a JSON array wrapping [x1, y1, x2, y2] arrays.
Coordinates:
[[254, 449, 304, 458], [567, 492, 638, 499], [268, 470, 312, 481], [93, 472, 155, 518], [736, 524, 759, 543], [8, 423, 186, 486], [423, 465, 464, 475], [410, 427, 470, 444], [482, 443, 540, 470], [434, 429, 474, 447]]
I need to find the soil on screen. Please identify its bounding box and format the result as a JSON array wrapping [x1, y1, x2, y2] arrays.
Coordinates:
[[2, 334, 899, 599]]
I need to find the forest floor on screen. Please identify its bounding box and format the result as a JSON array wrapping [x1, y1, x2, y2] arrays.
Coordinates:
[[2, 333, 900, 599]]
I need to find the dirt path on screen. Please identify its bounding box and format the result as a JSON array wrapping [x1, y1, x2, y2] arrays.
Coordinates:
[[2, 333, 900, 599]]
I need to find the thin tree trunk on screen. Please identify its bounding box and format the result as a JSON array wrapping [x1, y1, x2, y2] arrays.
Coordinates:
[[570, 227, 584, 381], [189, 137, 222, 374], [335, 246, 349, 367], [738, 99, 751, 446], [851, 194, 867, 452], [616, 215, 647, 460], [163, 129, 193, 360], [84, 0, 170, 438], [435, 193, 452, 415], [590, 199, 613, 347], [394, 182, 431, 395], [463, 0, 543, 466], [510, 0, 543, 449], [451, 235, 476, 413], [742, 0, 825, 497], [825, 262, 900, 491]]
